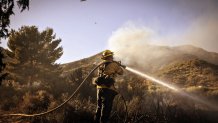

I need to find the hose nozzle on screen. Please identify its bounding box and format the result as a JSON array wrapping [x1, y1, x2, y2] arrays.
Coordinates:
[[116, 61, 126, 69], [121, 64, 126, 69]]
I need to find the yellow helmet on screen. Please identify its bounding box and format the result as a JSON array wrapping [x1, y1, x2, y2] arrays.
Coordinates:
[[101, 50, 114, 59]]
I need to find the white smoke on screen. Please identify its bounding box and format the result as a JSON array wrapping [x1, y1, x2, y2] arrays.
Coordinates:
[[182, 15, 218, 53], [107, 13, 218, 70], [177, 0, 218, 53], [107, 23, 175, 72], [108, 23, 154, 66]]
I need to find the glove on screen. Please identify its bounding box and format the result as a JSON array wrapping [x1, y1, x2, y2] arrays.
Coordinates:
[[116, 61, 126, 69]]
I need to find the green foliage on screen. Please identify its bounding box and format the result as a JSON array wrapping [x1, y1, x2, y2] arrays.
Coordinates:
[[0, 0, 29, 39], [22, 90, 52, 114], [63, 96, 95, 123], [17, 0, 29, 12], [0, 82, 18, 111], [6, 26, 64, 90], [0, 47, 7, 85], [0, 0, 29, 87]]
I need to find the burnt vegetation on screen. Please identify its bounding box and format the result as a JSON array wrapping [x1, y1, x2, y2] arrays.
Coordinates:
[[0, 26, 218, 123]]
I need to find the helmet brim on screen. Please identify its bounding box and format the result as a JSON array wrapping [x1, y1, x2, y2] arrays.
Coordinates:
[[101, 53, 113, 59]]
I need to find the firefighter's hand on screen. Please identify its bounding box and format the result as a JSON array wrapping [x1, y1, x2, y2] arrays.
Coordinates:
[[118, 61, 126, 69], [121, 64, 126, 69], [114, 61, 126, 68]]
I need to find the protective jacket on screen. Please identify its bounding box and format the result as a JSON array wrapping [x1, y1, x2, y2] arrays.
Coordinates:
[[96, 60, 123, 89]]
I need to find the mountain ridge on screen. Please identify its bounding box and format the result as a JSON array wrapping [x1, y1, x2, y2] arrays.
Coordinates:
[[61, 44, 218, 88], [61, 44, 218, 73]]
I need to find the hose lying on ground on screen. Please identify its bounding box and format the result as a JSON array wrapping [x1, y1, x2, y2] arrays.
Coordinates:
[[2, 61, 128, 123]]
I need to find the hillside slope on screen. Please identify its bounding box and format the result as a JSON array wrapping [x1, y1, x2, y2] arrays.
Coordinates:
[[156, 59, 218, 87], [61, 45, 218, 93], [175, 45, 218, 65], [61, 53, 102, 75], [62, 44, 218, 74]]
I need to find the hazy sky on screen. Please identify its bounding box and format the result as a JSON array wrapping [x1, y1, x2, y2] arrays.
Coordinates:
[[1, 0, 218, 63]]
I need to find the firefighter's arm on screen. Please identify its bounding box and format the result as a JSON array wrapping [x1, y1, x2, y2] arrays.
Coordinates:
[[114, 61, 124, 75], [104, 62, 123, 75], [117, 65, 123, 75]]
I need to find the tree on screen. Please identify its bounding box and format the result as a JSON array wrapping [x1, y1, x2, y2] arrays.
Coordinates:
[[0, 0, 29, 39], [0, 47, 7, 85], [7, 26, 63, 89], [0, 0, 29, 85]]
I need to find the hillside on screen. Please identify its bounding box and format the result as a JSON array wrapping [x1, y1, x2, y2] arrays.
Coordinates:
[[62, 44, 218, 74], [61, 44, 218, 92], [156, 59, 218, 87], [61, 53, 100, 70], [175, 45, 218, 65], [61, 53, 102, 75]]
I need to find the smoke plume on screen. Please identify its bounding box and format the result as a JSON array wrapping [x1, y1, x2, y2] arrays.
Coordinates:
[[108, 24, 152, 65], [183, 15, 218, 53], [107, 23, 174, 72], [107, 20, 218, 72]]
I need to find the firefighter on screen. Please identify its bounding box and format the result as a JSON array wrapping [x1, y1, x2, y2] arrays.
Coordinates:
[[94, 50, 124, 123]]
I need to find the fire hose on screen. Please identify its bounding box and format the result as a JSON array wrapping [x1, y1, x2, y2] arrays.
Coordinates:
[[3, 61, 128, 123]]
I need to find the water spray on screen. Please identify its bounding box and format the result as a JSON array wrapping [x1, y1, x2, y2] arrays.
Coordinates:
[[126, 67, 178, 91], [125, 66, 218, 111]]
